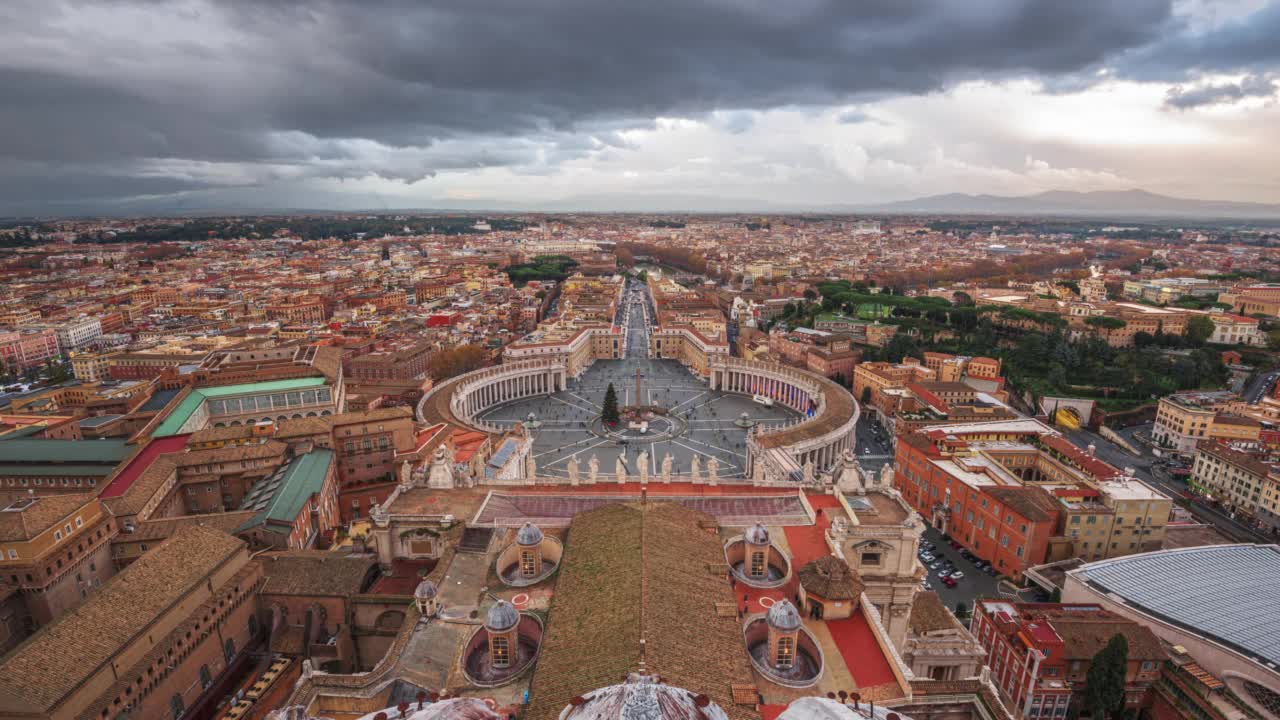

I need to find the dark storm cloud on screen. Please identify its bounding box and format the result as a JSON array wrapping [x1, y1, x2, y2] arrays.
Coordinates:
[[0, 0, 1182, 209], [1164, 74, 1278, 109], [1119, 1, 1280, 81]]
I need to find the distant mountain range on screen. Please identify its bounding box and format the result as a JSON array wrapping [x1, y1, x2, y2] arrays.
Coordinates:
[[870, 189, 1280, 219], [8, 187, 1280, 221]]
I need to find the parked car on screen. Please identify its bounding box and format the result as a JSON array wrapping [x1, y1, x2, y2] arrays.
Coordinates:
[[949, 571, 965, 580], [942, 577, 958, 588], [929, 561, 942, 569], [983, 565, 998, 576], [937, 569, 952, 579]]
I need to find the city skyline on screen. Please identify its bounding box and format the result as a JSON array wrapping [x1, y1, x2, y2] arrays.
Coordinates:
[[3, 0, 1280, 215]]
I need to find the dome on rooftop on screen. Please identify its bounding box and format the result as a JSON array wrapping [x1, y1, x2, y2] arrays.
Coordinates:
[[516, 522, 544, 546], [485, 600, 520, 632], [766, 599, 802, 631], [414, 579, 438, 600], [564, 673, 729, 720], [744, 523, 770, 545]]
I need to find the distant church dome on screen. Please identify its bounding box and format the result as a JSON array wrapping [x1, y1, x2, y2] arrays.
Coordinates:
[[516, 522, 544, 546], [744, 523, 771, 545], [766, 599, 802, 631], [485, 600, 520, 632]]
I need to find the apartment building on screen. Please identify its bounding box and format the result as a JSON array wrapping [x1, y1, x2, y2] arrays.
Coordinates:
[[971, 601, 1166, 719], [1190, 440, 1280, 530], [0, 494, 118, 628], [0, 328, 60, 370], [0, 526, 262, 720], [1152, 391, 1240, 456]]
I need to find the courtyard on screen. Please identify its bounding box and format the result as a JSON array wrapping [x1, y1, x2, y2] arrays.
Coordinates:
[[477, 277, 800, 478]]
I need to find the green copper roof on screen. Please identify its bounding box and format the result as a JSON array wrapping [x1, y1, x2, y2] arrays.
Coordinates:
[[236, 448, 333, 535], [0, 438, 131, 465], [152, 377, 328, 437]]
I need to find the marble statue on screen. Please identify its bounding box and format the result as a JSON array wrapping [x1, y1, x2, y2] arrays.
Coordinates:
[[588, 454, 599, 483]]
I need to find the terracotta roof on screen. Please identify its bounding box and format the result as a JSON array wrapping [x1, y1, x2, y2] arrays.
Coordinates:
[[0, 493, 97, 542], [908, 591, 962, 634], [0, 526, 245, 715], [331, 405, 413, 426], [797, 555, 863, 601], [124, 510, 259, 542], [526, 503, 758, 720], [983, 485, 1059, 523], [259, 551, 377, 597], [1050, 614, 1166, 661], [174, 440, 288, 466]]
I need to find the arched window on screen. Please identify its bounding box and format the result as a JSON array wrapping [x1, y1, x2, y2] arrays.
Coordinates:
[[199, 664, 212, 690], [1244, 681, 1280, 717], [223, 638, 236, 664], [248, 614, 259, 637], [169, 693, 185, 719]]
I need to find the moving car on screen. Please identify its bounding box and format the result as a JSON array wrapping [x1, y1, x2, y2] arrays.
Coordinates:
[[752, 394, 774, 407]]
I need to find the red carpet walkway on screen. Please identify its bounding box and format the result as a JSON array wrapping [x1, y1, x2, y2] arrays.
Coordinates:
[[782, 493, 841, 567], [826, 611, 898, 689]]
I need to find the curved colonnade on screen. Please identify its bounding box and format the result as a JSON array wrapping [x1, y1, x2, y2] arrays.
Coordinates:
[[417, 355, 859, 480], [709, 357, 860, 477]]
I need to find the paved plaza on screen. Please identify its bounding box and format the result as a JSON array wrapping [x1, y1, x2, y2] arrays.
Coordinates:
[[477, 277, 800, 478]]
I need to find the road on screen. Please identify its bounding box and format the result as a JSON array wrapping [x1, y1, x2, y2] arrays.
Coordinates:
[[918, 526, 1039, 617], [1244, 369, 1279, 404], [854, 414, 894, 477], [1064, 426, 1274, 544]]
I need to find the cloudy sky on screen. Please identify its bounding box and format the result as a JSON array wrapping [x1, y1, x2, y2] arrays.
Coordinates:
[[2, 0, 1279, 214]]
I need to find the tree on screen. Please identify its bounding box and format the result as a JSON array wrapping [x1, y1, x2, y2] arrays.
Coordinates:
[[860, 386, 872, 405], [426, 345, 488, 380], [602, 383, 620, 426], [803, 288, 818, 302], [1186, 315, 1215, 345], [1085, 633, 1129, 720], [954, 601, 969, 620]]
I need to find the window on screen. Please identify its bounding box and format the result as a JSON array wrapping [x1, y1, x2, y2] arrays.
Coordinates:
[[860, 551, 882, 566], [750, 550, 766, 578], [491, 635, 511, 668], [6, 550, 15, 560], [199, 664, 212, 690], [170, 694, 185, 720], [521, 549, 537, 577], [775, 635, 795, 669]]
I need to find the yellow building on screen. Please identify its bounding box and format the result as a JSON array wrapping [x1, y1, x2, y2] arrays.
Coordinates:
[[1153, 391, 1238, 456]]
